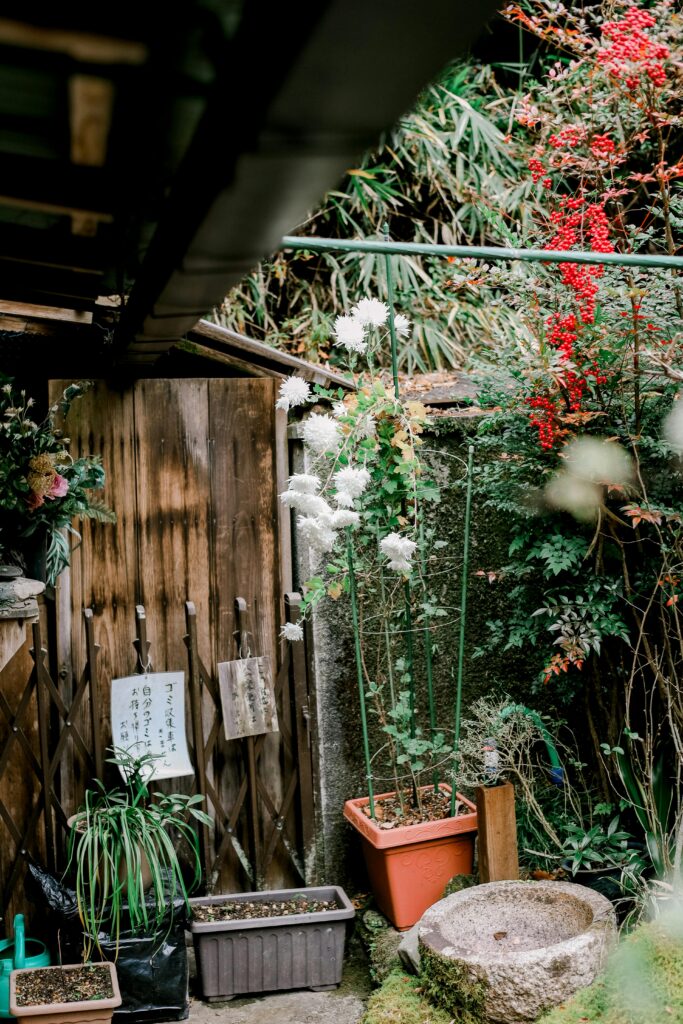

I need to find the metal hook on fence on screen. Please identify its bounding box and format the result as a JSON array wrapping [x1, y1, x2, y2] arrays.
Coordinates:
[[234, 597, 252, 659]]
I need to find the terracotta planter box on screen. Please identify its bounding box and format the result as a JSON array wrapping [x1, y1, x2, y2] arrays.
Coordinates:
[[189, 886, 355, 1001], [343, 784, 478, 929], [9, 962, 121, 1024]]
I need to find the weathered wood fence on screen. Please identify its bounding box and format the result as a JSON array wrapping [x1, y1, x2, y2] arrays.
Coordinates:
[[0, 593, 315, 934]]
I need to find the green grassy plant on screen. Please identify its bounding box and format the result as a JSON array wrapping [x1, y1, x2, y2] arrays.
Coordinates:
[[66, 748, 211, 957]]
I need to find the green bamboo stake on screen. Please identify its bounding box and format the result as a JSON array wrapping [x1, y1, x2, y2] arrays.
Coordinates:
[[383, 223, 418, 746], [383, 222, 401, 400], [346, 529, 375, 818], [451, 444, 474, 817], [419, 518, 438, 791]]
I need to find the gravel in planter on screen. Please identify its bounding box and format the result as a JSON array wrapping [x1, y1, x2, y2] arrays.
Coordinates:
[[14, 965, 113, 1006]]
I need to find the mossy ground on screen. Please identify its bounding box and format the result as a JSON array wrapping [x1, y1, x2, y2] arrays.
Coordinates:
[[361, 969, 453, 1024], [541, 918, 683, 1024]]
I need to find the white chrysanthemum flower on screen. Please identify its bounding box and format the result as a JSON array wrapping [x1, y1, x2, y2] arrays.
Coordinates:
[[356, 414, 377, 440], [331, 509, 361, 529], [334, 490, 354, 508], [334, 466, 371, 500], [303, 413, 342, 455], [333, 401, 348, 418], [280, 492, 333, 517], [333, 315, 367, 353], [394, 313, 411, 337], [380, 532, 417, 573], [281, 622, 304, 642], [275, 375, 312, 412], [286, 473, 321, 494], [352, 297, 389, 327], [297, 515, 337, 554]]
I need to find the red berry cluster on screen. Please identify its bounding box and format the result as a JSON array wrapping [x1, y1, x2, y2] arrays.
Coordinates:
[[529, 157, 546, 182], [597, 6, 669, 89], [546, 312, 578, 358], [548, 198, 613, 324], [549, 125, 584, 150], [590, 134, 616, 159], [526, 394, 559, 450]]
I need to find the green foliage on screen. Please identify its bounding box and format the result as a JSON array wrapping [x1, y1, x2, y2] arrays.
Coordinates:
[[541, 918, 683, 1024], [213, 62, 537, 371], [362, 968, 455, 1024], [67, 747, 212, 958], [561, 815, 636, 875]]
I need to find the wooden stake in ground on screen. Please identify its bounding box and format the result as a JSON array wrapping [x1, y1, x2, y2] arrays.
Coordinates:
[[476, 782, 519, 882]]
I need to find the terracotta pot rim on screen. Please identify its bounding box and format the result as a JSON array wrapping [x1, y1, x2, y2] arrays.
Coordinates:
[[343, 782, 477, 850], [9, 961, 122, 1017]]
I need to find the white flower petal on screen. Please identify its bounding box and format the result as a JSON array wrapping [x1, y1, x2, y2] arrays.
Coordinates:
[[302, 413, 342, 455], [333, 315, 367, 353], [394, 313, 411, 338], [275, 375, 312, 412], [353, 297, 389, 327], [281, 622, 304, 642]]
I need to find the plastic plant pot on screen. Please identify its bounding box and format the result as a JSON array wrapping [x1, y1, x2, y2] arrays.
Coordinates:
[[189, 886, 355, 1001], [343, 783, 478, 930], [9, 962, 121, 1024]]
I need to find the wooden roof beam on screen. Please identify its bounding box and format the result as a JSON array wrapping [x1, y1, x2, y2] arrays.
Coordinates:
[[0, 19, 147, 65]]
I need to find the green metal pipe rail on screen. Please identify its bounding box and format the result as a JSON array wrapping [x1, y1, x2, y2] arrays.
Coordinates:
[[281, 235, 683, 271]]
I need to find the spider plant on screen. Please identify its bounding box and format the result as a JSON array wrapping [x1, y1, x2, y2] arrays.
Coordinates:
[[66, 747, 212, 957]]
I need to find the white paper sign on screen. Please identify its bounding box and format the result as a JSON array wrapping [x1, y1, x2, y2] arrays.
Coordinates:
[[110, 672, 194, 781]]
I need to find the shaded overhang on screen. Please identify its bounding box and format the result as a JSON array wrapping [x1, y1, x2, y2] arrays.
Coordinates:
[[0, 1, 501, 369]]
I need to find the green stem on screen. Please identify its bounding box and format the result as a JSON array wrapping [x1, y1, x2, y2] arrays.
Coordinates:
[[383, 222, 400, 399], [419, 518, 438, 791], [346, 530, 375, 817], [451, 444, 474, 817]]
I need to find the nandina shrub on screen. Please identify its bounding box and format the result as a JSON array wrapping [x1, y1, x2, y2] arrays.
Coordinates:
[[470, 1, 683, 881]]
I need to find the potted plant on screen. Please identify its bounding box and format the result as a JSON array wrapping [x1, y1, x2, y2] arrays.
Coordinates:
[[0, 379, 115, 585], [65, 748, 212, 1020], [67, 748, 211, 955], [9, 962, 121, 1024], [274, 296, 478, 929], [189, 886, 355, 1000]]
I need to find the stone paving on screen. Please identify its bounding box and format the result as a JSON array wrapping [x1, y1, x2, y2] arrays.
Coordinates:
[[185, 936, 371, 1024]]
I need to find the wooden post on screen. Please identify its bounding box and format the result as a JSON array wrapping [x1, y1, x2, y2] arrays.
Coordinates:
[[83, 608, 103, 782], [285, 593, 316, 884], [476, 782, 519, 882], [234, 598, 262, 888], [184, 601, 212, 888]]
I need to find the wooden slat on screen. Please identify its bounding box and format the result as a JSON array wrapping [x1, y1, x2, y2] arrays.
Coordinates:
[[135, 379, 213, 672], [0, 620, 26, 674], [476, 782, 519, 883], [2, 302, 92, 324], [0, 20, 148, 64]]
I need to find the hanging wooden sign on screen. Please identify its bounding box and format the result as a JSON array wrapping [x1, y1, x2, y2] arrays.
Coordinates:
[[111, 671, 194, 780], [218, 656, 279, 740]]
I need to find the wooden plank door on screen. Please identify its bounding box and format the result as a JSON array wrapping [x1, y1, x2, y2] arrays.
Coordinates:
[[50, 377, 316, 892]]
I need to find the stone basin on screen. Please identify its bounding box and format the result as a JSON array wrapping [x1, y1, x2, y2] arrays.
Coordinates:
[[418, 880, 616, 1023]]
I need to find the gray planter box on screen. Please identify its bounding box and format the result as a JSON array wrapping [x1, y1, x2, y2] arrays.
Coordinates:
[[189, 886, 355, 1000]]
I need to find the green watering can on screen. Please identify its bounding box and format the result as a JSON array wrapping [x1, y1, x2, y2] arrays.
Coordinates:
[[0, 915, 50, 1018]]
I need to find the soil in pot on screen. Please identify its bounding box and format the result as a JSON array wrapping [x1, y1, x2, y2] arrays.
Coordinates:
[[14, 966, 113, 1007], [361, 788, 470, 828], [192, 895, 337, 922]]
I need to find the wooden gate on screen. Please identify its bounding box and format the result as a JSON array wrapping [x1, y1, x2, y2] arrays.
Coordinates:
[[43, 377, 317, 896]]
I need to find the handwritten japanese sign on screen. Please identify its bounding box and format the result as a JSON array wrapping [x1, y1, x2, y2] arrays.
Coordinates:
[[110, 671, 194, 781], [218, 656, 279, 740]]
